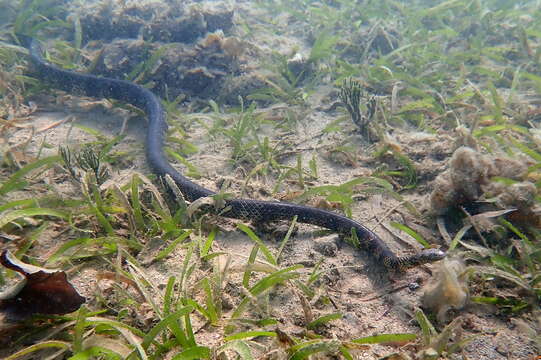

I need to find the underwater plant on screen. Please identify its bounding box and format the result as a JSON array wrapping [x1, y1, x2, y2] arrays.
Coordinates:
[[60, 145, 109, 185], [339, 78, 376, 140]]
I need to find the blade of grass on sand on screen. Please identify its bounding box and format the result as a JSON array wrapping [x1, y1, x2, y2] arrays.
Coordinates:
[[3, 341, 71, 360], [141, 307, 194, 350], [171, 345, 211, 360], [237, 223, 277, 265], [243, 245, 260, 288], [232, 265, 302, 319], [217, 340, 253, 360], [163, 276, 176, 316], [0, 155, 60, 196], [351, 333, 417, 345], [155, 230, 192, 262], [0, 208, 66, 228], [288, 340, 341, 360], [390, 222, 430, 248], [276, 215, 297, 264], [224, 331, 277, 341], [307, 313, 343, 330]]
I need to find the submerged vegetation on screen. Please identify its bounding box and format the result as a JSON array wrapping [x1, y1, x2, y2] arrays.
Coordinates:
[[339, 77, 377, 139], [0, 0, 541, 359]]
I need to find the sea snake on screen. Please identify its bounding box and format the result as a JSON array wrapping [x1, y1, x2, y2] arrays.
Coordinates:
[[21, 35, 445, 271]]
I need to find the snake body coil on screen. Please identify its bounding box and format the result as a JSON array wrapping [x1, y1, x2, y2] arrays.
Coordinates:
[[24, 37, 445, 270]]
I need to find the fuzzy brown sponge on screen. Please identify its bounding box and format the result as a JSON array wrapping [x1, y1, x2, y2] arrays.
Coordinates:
[[422, 257, 469, 323], [495, 181, 541, 228], [496, 182, 537, 211], [430, 146, 532, 216], [430, 147, 489, 214], [448, 147, 492, 201]]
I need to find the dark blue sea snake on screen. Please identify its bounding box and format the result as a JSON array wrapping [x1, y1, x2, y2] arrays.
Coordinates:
[[21, 35, 445, 271]]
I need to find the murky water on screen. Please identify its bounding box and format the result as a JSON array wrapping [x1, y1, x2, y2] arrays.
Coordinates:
[[1, 1, 540, 359]]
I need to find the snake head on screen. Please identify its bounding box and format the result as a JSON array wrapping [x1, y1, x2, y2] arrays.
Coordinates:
[[391, 248, 446, 271], [419, 248, 446, 263]]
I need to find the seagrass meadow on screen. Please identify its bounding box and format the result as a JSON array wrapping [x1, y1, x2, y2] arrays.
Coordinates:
[[0, 0, 540, 359]]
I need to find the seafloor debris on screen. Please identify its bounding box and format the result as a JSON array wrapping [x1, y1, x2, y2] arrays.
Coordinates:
[[94, 38, 153, 79], [73, 1, 239, 99], [286, 52, 313, 83], [78, 1, 234, 44], [0, 250, 85, 321], [343, 21, 401, 63], [422, 257, 469, 323], [94, 30, 243, 99], [429, 147, 539, 227]]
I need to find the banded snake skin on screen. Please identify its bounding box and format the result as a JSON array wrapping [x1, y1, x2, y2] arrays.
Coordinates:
[[21, 35, 445, 271]]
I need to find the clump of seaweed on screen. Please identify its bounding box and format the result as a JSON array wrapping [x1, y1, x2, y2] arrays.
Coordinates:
[[492, 179, 539, 226], [339, 78, 377, 140], [59, 145, 78, 180], [60, 145, 109, 185], [422, 257, 469, 323], [430, 147, 492, 214], [429, 145, 540, 262], [94, 30, 242, 99], [429, 146, 537, 222], [286, 53, 311, 81]]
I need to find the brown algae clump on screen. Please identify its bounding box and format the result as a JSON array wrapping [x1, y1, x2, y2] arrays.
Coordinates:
[[430, 147, 493, 214], [422, 257, 469, 323], [429, 146, 539, 229]]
